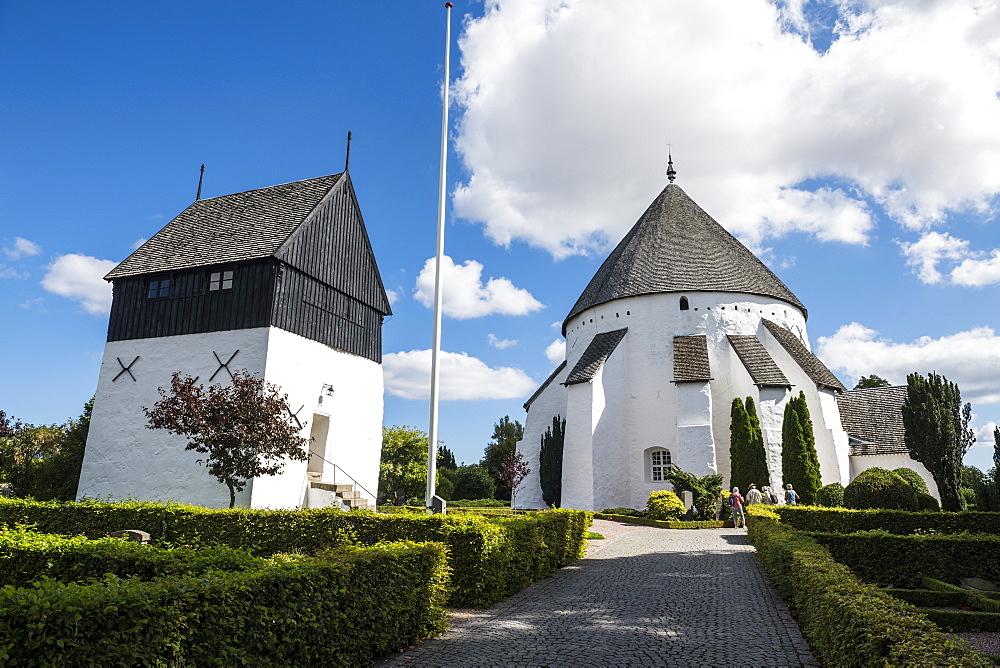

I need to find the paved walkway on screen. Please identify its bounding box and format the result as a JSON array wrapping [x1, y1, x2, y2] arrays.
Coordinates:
[[380, 519, 818, 667]]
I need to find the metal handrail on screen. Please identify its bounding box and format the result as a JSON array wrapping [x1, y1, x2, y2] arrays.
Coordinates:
[[307, 452, 377, 503]]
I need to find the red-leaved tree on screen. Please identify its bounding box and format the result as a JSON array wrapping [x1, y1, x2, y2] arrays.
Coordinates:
[[494, 451, 531, 508], [144, 371, 308, 508]]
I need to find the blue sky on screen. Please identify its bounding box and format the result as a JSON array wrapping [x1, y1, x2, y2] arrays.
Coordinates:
[[2, 0, 999, 471]]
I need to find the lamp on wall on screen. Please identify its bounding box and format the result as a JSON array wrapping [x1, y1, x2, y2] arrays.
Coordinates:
[[318, 384, 335, 405]]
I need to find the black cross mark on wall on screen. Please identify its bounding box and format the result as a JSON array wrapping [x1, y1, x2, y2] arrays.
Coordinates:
[[113, 356, 139, 382], [209, 350, 239, 382], [287, 405, 305, 429]]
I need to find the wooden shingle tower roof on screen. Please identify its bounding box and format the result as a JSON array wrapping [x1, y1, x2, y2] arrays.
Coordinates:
[[564, 183, 805, 333]]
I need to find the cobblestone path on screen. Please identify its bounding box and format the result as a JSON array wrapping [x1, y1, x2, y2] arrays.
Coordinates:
[[379, 519, 818, 667]]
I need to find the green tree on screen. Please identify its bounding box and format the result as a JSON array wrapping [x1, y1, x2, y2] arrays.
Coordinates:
[[437, 445, 457, 470], [730, 397, 769, 492], [34, 397, 92, 501], [781, 393, 822, 504], [452, 464, 496, 500], [993, 426, 1000, 468], [483, 416, 523, 500], [901, 371, 973, 512], [378, 425, 429, 505], [854, 374, 891, 390], [665, 465, 724, 519], [539, 415, 565, 507], [145, 372, 308, 508]]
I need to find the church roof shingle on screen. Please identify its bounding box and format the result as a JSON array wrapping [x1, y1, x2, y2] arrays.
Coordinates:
[[106, 174, 342, 279], [727, 335, 790, 387], [673, 335, 711, 382], [837, 386, 909, 456], [564, 184, 806, 334], [762, 319, 846, 392], [565, 328, 628, 385]]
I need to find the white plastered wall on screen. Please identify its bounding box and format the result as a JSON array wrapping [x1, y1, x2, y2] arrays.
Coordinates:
[[514, 364, 569, 509], [78, 327, 384, 510]]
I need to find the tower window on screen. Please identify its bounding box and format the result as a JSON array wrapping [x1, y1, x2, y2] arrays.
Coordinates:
[[647, 448, 672, 482], [209, 270, 234, 291], [147, 278, 171, 299], [679, 296, 689, 310]]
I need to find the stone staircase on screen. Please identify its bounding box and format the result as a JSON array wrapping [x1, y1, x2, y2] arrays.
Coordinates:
[[306, 472, 373, 510]]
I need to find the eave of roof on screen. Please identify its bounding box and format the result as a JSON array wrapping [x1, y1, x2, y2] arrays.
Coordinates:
[[673, 335, 711, 383], [727, 335, 790, 387], [564, 328, 628, 385], [762, 319, 846, 392], [563, 184, 806, 335]]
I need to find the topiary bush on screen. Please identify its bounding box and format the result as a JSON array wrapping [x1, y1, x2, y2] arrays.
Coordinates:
[[892, 467, 930, 495], [601, 507, 645, 517], [917, 492, 941, 511], [844, 467, 918, 511], [815, 483, 845, 508], [646, 490, 685, 521]]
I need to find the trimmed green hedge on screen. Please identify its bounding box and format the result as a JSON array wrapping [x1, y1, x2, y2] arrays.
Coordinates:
[[885, 588, 966, 607], [0, 499, 589, 608], [745, 506, 987, 666], [922, 610, 1000, 633], [0, 541, 448, 666], [775, 506, 1000, 535], [593, 513, 727, 529], [807, 531, 1000, 588], [0, 526, 260, 588]]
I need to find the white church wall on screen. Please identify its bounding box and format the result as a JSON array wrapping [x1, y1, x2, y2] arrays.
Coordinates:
[[850, 454, 940, 501], [251, 327, 384, 509], [514, 365, 569, 509], [78, 328, 271, 508], [757, 386, 791, 489], [591, 338, 630, 512], [817, 390, 851, 483], [562, 377, 598, 511]]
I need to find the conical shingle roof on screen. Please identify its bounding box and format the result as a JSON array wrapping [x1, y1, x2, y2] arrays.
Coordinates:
[[564, 184, 805, 332]]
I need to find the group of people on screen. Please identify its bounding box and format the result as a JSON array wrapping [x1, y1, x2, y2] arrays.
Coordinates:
[[727, 483, 799, 528]]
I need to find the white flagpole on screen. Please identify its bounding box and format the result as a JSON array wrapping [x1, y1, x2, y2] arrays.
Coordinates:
[[426, 2, 453, 511]]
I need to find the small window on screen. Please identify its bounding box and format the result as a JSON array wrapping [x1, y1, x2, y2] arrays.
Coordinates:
[[648, 448, 672, 482], [209, 270, 234, 291], [679, 296, 689, 310], [147, 278, 171, 299]]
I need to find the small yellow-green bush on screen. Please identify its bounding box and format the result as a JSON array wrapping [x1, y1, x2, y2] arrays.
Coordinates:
[[646, 490, 685, 521]]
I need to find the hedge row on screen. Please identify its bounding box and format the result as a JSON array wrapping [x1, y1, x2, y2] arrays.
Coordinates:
[[745, 506, 987, 666], [0, 541, 448, 666], [0, 526, 259, 588], [807, 531, 1000, 588], [776, 506, 1000, 535], [593, 513, 727, 529], [0, 499, 590, 608]]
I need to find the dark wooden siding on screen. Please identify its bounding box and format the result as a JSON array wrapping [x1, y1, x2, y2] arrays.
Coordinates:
[[274, 174, 392, 315], [106, 261, 275, 341], [270, 262, 383, 363]]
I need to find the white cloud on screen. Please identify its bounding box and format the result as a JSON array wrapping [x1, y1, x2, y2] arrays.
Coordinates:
[[487, 333, 518, 349], [2, 237, 41, 261], [130, 238, 148, 251], [817, 323, 1000, 405], [900, 232, 1000, 286], [414, 255, 543, 318], [545, 338, 566, 365], [383, 349, 537, 400], [452, 0, 1000, 258], [0, 266, 28, 280], [975, 421, 998, 448], [385, 287, 401, 305], [41, 254, 117, 315], [18, 297, 45, 312]]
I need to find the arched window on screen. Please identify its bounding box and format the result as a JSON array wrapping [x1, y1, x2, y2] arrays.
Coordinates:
[[679, 296, 689, 311], [647, 448, 672, 482]]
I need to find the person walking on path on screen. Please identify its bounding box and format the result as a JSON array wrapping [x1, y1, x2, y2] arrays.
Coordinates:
[[745, 484, 763, 505], [763, 486, 779, 505], [784, 484, 799, 505], [729, 486, 746, 527]]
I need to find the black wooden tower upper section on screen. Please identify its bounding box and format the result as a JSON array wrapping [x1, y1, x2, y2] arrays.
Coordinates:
[[105, 173, 392, 363]]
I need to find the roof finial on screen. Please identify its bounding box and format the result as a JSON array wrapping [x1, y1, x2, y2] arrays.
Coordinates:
[[666, 147, 676, 183], [196, 164, 205, 200], [344, 131, 352, 172]]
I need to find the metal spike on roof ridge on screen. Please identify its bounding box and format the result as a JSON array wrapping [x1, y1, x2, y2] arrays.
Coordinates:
[[666, 152, 676, 183]]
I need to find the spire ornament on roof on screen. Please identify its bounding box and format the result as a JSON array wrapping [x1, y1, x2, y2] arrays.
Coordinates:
[[666, 152, 676, 183]]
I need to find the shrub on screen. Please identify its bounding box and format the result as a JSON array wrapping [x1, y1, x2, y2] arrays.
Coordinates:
[[0, 541, 449, 666], [592, 513, 725, 529], [893, 467, 930, 495], [814, 483, 844, 508], [843, 467, 918, 510], [601, 507, 645, 517], [776, 506, 1000, 535], [451, 465, 496, 501], [917, 492, 941, 511], [745, 506, 987, 666], [646, 490, 685, 521]]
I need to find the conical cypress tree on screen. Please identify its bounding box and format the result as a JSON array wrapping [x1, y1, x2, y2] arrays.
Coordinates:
[[729, 397, 750, 491], [744, 396, 770, 489], [539, 415, 565, 508], [781, 394, 822, 503]]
